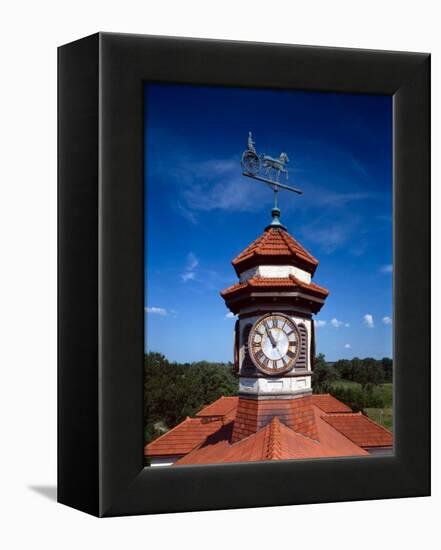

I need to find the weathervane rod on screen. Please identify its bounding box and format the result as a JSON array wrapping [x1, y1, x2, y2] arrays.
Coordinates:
[[241, 172, 303, 195]]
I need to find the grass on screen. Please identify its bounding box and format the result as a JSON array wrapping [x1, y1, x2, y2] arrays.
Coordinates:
[[329, 379, 361, 390]]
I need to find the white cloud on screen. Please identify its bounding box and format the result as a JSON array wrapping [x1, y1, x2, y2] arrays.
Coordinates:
[[175, 202, 198, 225], [145, 307, 167, 316], [178, 157, 269, 214], [380, 264, 393, 273], [382, 316, 392, 325], [344, 344, 351, 349], [316, 319, 349, 328], [225, 312, 236, 319], [181, 252, 199, 282], [300, 214, 361, 254], [363, 314, 374, 328], [330, 318, 346, 328], [181, 271, 196, 282], [186, 252, 199, 270]]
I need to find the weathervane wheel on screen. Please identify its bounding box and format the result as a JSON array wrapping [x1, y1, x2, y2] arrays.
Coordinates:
[[241, 150, 260, 175]]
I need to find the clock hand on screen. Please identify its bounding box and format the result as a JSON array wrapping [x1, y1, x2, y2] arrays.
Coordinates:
[[264, 323, 277, 348]]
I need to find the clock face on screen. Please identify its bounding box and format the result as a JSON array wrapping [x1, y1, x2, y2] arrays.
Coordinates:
[[248, 313, 300, 375]]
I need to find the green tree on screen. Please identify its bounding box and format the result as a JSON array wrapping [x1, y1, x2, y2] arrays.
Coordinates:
[[312, 353, 339, 393]]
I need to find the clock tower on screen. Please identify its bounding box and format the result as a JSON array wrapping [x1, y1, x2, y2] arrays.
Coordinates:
[[221, 207, 329, 443], [144, 133, 393, 467]]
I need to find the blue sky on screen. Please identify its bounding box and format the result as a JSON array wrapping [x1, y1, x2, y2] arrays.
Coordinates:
[[144, 83, 392, 363]]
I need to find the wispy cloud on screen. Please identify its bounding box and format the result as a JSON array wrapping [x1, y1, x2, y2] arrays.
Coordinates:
[[181, 252, 199, 282], [187, 252, 199, 270], [363, 314, 374, 328], [344, 343, 351, 349], [145, 306, 168, 316], [349, 155, 369, 179], [301, 214, 361, 254], [330, 318, 350, 328], [380, 264, 393, 273], [182, 175, 267, 213], [166, 156, 269, 221], [310, 189, 373, 209], [225, 312, 236, 319], [175, 202, 198, 225], [181, 272, 196, 282], [382, 316, 392, 325], [316, 318, 349, 328]]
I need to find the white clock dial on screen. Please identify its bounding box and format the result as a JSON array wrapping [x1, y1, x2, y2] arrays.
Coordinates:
[[248, 313, 300, 375]]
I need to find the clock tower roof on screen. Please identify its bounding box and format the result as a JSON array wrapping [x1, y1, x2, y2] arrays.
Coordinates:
[[232, 226, 318, 276]]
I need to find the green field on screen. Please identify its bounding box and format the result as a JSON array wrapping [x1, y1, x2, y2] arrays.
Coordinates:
[[329, 379, 361, 390]]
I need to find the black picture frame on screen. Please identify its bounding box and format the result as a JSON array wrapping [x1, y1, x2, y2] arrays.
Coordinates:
[[58, 32, 430, 517]]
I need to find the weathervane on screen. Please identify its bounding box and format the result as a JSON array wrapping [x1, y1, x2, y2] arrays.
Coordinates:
[[241, 131, 302, 229]]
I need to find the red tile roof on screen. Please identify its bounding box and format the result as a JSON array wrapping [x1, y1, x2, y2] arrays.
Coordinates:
[[196, 396, 238, 418], [231, 227, 318, 275], [322, 413, 393, 448], [145, 416, 226, 457], [145, 396, 391, 463], [176, 412, 367, 465], [221, 274, 329, 300], [312, 394, 353, 413]]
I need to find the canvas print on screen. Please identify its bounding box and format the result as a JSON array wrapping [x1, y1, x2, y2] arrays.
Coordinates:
[[143, 84, 393, 467]]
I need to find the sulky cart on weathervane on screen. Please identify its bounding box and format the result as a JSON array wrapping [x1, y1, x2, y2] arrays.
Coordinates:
[[241, 131, 302, 194]]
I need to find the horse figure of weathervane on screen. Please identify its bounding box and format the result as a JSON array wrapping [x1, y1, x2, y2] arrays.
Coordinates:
[[241, 132, 302, 228], [243, 131, 291, 184]]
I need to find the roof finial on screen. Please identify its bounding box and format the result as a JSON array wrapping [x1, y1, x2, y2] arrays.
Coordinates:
[[240, 131, 302, 231], [267, 188, 287, 230]]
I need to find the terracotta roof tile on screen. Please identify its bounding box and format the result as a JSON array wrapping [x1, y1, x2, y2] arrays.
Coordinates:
[[175, 409, 368, 466], [145, 416, 225, 457], [321, 413, 393, 448], [312, 394, 353, 413], [221, 274, 329, 300], [232, 227, 318, 275], [196, 396, 238, 418]]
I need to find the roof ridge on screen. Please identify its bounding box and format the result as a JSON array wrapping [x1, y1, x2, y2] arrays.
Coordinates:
[[277, 415, 323, 445], [279, 229, 318, 261], [266, 417, 283, 460], [232, 232, 267, 264]]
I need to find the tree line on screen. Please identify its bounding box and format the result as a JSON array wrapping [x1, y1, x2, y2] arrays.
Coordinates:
[[311, 353, 393, 411], [312, 354, 392, 390]]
